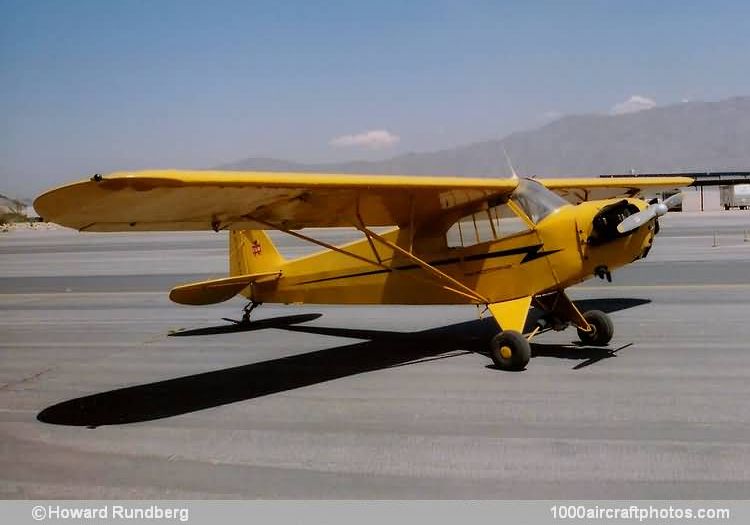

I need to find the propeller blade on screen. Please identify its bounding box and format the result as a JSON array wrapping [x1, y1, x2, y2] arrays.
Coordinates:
[[662, 192, 684, 210], [503, 147, 519, 179], [617, 207, 658, 233], [616, 192, 684, 234]]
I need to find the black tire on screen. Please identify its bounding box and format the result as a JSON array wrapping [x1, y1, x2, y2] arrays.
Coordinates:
[[490, 330, 531, 371], [577, 310, 614, 346]]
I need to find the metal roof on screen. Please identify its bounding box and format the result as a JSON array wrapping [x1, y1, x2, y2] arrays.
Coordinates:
[[600, 171, 750, 186]]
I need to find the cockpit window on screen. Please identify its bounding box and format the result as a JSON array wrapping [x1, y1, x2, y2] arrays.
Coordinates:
[[445, 178, 569, 248], [510, 178, 570, 224], [446, 201, 530, 248]]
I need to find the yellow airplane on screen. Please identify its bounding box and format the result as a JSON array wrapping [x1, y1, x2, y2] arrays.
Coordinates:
[[34, 170, 692, 371]]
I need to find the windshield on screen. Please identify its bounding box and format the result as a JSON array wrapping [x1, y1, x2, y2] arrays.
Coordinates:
[[510, 178, 570, 224]]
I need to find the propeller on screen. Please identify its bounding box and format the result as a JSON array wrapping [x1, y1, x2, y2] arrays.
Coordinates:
[[503, 147, 519, 179], [616, 193, 683, 234]]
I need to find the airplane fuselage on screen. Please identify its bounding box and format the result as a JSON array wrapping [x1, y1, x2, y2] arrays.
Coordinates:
[[246, 198, 655, 306]]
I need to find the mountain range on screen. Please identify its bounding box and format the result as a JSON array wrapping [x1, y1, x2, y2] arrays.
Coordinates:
[[218, 96, 750, 178]]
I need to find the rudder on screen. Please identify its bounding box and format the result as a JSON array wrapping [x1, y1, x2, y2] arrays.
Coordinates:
[[229, 230, 285, 276]]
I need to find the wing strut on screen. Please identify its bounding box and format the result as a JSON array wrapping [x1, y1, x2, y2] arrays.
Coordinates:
[[244, 214, 487, 304], [355, 225, 490, 304], [534, 290, 591, 331], [246, 216, 389, 270], [355, 211, 384, 264]]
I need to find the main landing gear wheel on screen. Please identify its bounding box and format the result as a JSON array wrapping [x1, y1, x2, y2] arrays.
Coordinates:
[[577, 310, 614, 346], [490, 330, 531, 371]]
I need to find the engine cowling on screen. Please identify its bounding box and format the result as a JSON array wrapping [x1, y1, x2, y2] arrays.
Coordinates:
[[587, 200, 641, 246]]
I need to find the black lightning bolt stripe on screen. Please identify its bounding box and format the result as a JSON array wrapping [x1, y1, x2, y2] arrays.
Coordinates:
[[295, 244, 562, 286]]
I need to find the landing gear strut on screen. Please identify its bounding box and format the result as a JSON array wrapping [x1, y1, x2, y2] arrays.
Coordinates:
[[487, 291, 617, 372], [223, 301, 262, 325], [534, 292, 614, 346], [576, 310, 614, 346]]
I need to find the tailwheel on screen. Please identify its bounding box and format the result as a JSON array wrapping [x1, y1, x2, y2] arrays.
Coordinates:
[[490, 330, 531, 371], [222, 301, 261, 325], [577, 310, 614, 346]]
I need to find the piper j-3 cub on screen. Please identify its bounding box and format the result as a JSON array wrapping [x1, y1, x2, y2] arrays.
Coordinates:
[[35, 170, 692, 371]]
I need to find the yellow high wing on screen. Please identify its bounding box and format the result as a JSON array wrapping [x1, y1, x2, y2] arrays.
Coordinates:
[[541, 176, 694, 203], [34, 170, 693, 232], [34, 170, 518, 232]]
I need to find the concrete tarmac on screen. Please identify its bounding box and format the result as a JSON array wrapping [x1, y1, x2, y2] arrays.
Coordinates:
[[1, 212, 749, 498]]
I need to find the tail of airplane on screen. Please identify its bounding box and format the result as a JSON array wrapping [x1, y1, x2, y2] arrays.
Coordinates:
[[229, 229, 285, 276], [170, 230, 284, 305]]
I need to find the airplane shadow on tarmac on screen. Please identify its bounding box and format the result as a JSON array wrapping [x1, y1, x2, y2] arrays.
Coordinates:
[[37, 297, 649, 427]]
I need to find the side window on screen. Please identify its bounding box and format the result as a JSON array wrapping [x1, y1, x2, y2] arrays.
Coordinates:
[[446, 202, 530, 248]]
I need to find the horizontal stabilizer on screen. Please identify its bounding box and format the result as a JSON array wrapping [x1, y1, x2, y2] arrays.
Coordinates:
[[169, 272, 280, 305]]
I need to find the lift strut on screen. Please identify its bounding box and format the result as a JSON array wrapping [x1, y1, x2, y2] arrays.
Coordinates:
[[242, 214, 488, 305]]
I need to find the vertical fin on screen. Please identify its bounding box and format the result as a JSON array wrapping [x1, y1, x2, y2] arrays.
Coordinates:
[[229, 230, 285, 276]]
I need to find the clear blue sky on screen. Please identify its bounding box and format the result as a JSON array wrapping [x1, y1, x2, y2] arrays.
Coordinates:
[[2, 0, 749, 196]]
